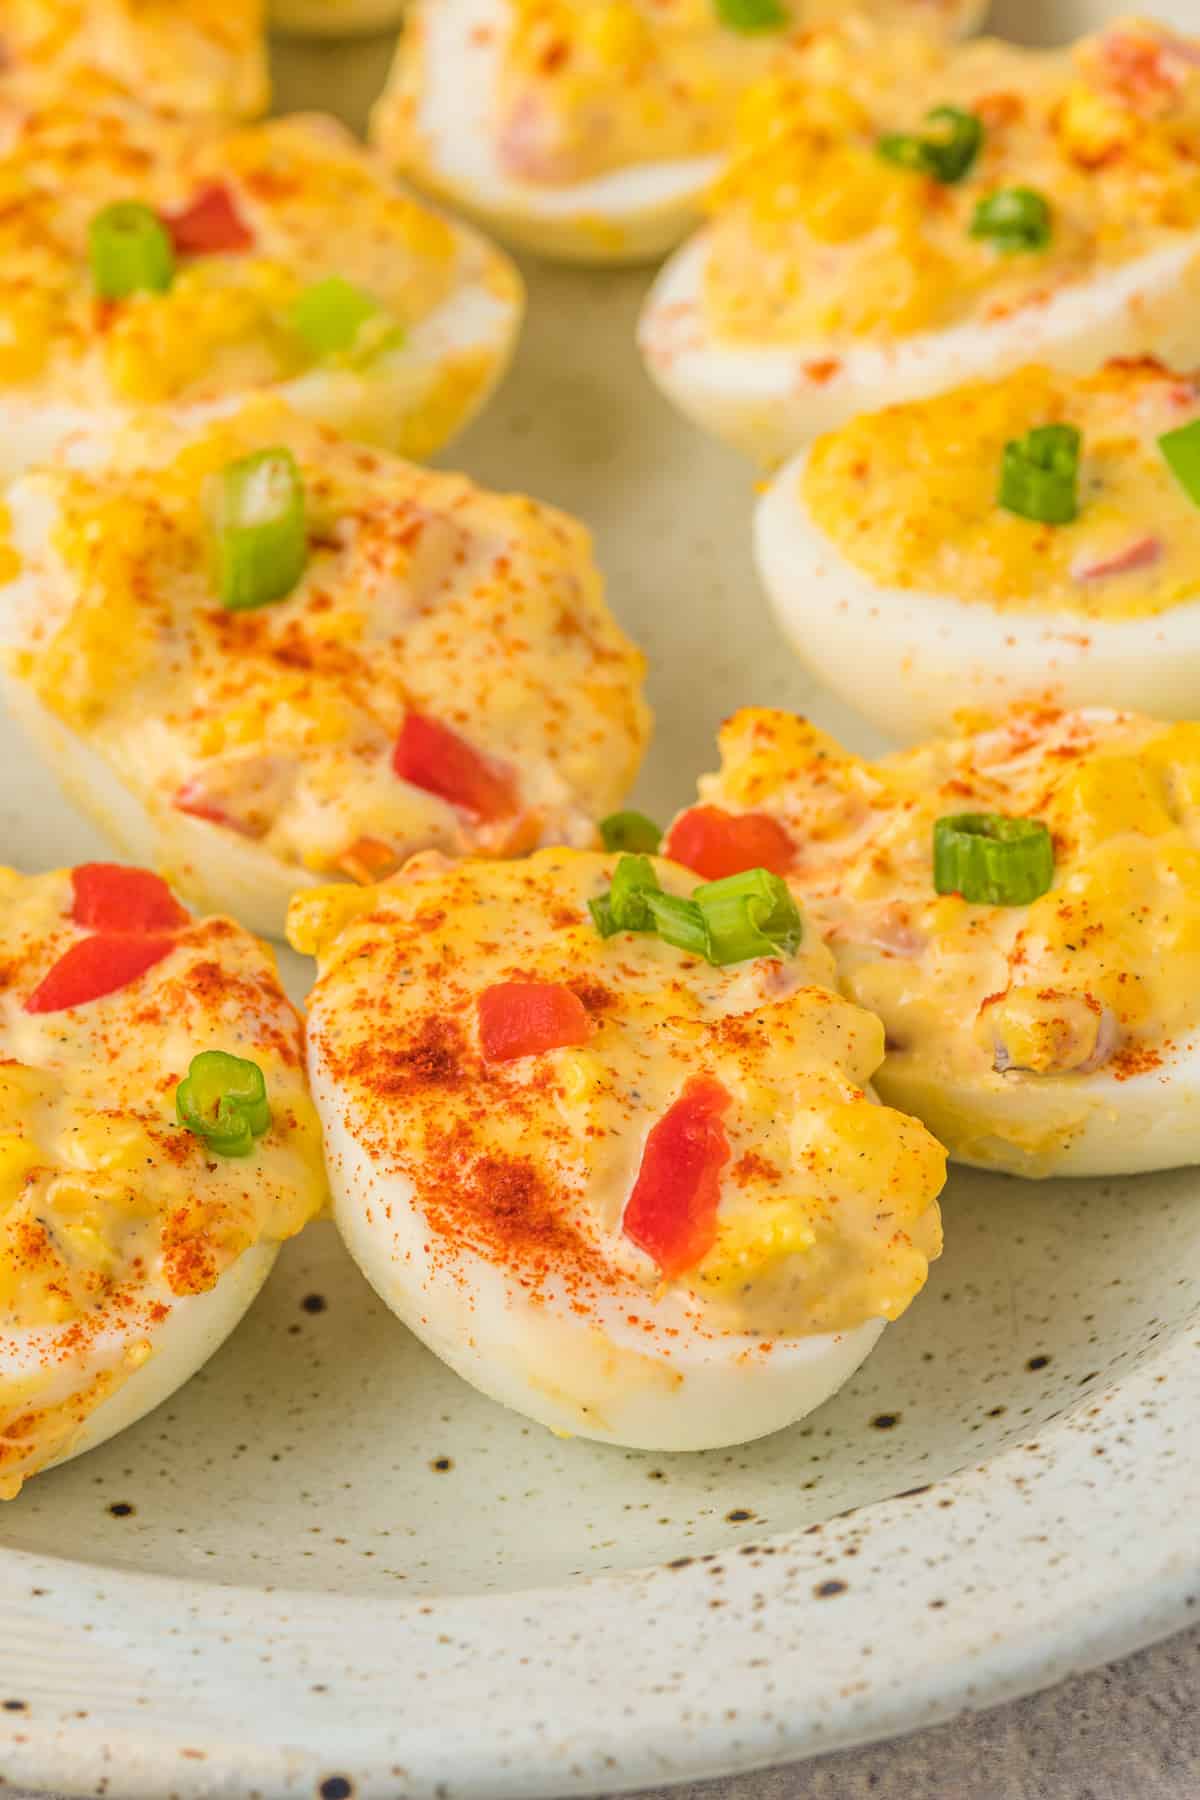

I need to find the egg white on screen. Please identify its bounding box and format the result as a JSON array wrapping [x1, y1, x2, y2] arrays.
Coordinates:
[[870, 1034, 1200, 1181], [375, 0, 726, 264], [1, 1241, 277, 1493], [308, 1034, 887, 1453], [640, 232, 1200, 465], [754, 446, 1200, 743], [270, 0, 406, 34], [0, 225, 522, 486]]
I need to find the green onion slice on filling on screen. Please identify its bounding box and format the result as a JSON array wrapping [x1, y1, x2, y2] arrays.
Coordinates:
[[998, 423, 1081, 525], [589, 857, 803, 965], [176, 1050, 272, 1157], [970, 186, 1052, 253], [714, 0, 787, 30], [694, 868, 804, 965], [877, 106, 983, 185], [209, 447, 308, 612], [1158, 418, 1200, 509], [89, 201, 175, 300], [598, 810, 662, 855], [288, 276, 383, 358], [933, 813, 1054, 907]]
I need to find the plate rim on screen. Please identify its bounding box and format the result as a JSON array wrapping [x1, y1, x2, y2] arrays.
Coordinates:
[[1, 1321, 1195, 1800]]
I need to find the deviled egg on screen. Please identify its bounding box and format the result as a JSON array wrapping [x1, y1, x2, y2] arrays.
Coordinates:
[[640, 16, 1200, 461], [757, 359, 1200, 741], [670, 705, 1200, 1178], [0, 860, 326, 1498], [289, 848, 945, 1451], [0, 84, 522, 483], [270, 0, 406, 33], [0, 404, 651, 940], [372, 0, 988, 265], [2, 1, 269, 117]]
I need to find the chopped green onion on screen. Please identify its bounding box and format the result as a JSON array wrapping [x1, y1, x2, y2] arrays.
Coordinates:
[[599, 810, 662, 855], [970, 187, 1052, 252], [933, 813, 1054, 907], [1158, 418, 1200, 508], [998, 423, 1081, 525], [288, 276, 381, 358], [646, 892, 710, 958], [209, 447, 308, 612], [877, 106, 983, 185], [588, 893, 619, 937], [176, 1050, 271, 1157], [714, 0, 787, 29], [694, 868, 803, 965], [89, 201, 175, 300], [609, 854, 662, 932]]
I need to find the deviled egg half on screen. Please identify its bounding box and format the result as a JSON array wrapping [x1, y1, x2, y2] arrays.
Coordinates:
[[670, 706, 1200, 1179], [0, 82, 522, 483], [270, 0, 406, 34], [372, 0, 987, 265], [757, 359, 1200, 741], [640, 16, 1200, 462], [0, 861, 326, 1499], [289, 849, 945, 1451], [2, 1, 269, 117], [0, 404, 651, 940]]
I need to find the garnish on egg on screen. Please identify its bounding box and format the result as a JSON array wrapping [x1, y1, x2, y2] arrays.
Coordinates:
[[933, 813, 1055, 907], [176, 1050, 272, 1157], [209, 446, 308, 612], [998, 422, 1081, 524]]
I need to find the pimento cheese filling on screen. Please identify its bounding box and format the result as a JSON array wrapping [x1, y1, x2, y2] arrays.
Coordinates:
[[0, 84, 511, 432], [0, 406, 651, 887], [385, 0, 981, 191], [0, 863, 325, 1496], [681, 707, 1200, 1153], [290, 849, 945, 1339], [0, 0, 268, 118], [704, 17, 1200, 344], [802, 360, 1200, 620]]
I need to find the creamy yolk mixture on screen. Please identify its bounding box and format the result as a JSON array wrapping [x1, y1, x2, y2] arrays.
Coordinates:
[[803, 360, 1200, 619], [699, 707, 1200, 1154], [1, 406, 650, 884], [0, 86, 485, 415], [0, 865, 325, 1493], [705, 17, 1200, 343], [291, 849, 945, 1338], [1, 0, 268, 117]]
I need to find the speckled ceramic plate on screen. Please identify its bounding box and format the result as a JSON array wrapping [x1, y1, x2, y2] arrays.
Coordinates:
[[2, 5, 1198, 1797]]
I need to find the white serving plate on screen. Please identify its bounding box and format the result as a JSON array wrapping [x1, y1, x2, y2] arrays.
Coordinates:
[[2, 5, 1198, 1795]]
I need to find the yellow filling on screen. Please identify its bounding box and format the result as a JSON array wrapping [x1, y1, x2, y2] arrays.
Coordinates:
[[802, 361, 1200, 619], [290, 848, 945, 1337], [705, 18, 1200, 343]]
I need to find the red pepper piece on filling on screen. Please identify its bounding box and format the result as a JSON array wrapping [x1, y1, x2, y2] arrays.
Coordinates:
[[664, 805, 796, 882], [165, 184, 254, 256], [622, 1076, 732, 1279], [477, 981, 592, 1063], [71, 863, 188, 934], [25, 934, 177, 1014], [393, 713, 518, 821]]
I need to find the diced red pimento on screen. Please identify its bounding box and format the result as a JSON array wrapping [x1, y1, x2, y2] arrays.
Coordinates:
[[26, 934, 176, 1014], [393, 713, 518, 822], [623, 1076, 732, 1279], [665, 806, 796, 882], [1070, 535, 1162, 582], [165, 185, 254, 256], [173, 781, 258, 836], [478, 981, 591, 1063], [71, 863, 188, 934]]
